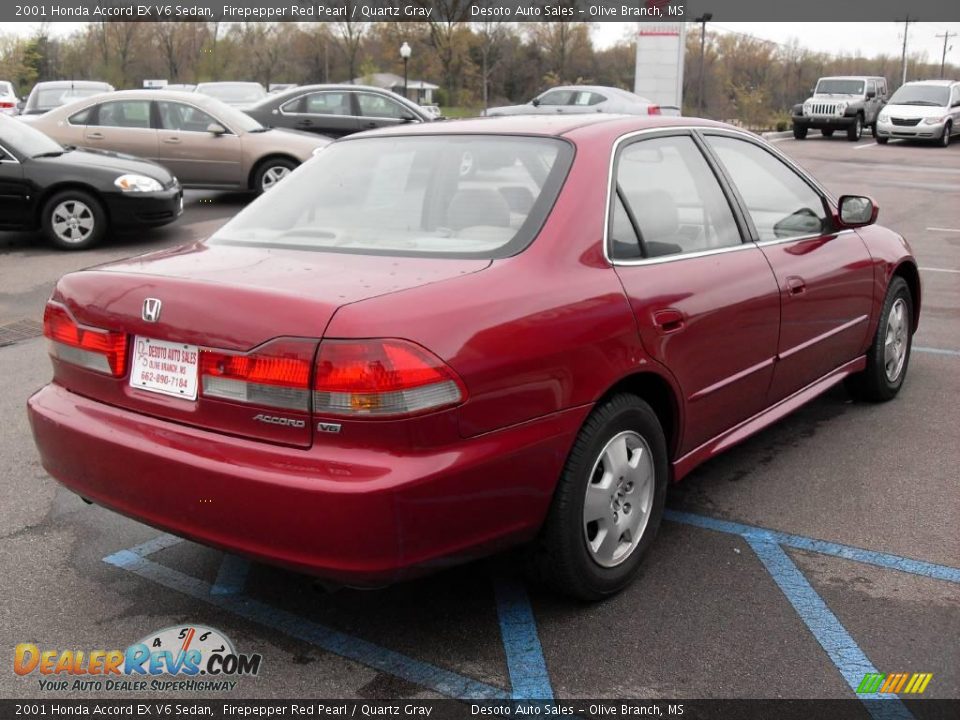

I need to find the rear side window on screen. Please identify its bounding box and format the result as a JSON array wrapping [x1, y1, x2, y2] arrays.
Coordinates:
[[92, 101, 151, 129], [705, 135, 828, 242], [208, 136, 573, 259], [611, 135, 742, 259]]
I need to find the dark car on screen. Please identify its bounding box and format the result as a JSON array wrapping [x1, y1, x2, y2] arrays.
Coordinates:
[[28, 116, 920, 599], [242, 84, 431, 138], [0, 115, 182, 249], [21, 80, 114, 116]]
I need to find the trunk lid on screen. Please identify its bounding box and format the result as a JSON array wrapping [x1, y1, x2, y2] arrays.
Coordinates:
[[49, 243, 489, 447]]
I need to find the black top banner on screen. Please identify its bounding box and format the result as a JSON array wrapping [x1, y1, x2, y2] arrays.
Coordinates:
[[4, 0, 960, 23]]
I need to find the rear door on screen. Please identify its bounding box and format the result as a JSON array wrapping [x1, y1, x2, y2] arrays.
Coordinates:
[[609, 131, 782, 455], [155, 100, 243, 186], [280, 91, 359, 137], [702, 132, 874, 403], [82, 99, 158, 161]]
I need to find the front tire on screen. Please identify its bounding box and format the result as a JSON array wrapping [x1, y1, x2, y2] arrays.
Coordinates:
[[940, 122, 952, 148], [253, 157, 298, 193], [42, 190, 107, 250], [793, 125, 808, 140], [529, 394, 668, 601], [847, 114, 863, 141], [845, 276, 913, 402]]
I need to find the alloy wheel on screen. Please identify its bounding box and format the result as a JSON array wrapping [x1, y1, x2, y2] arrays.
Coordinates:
[[51, 200, 95, 245], [261, 165, 291, 191], [582, 430, 656, 568], [884, 297, 908, 382]]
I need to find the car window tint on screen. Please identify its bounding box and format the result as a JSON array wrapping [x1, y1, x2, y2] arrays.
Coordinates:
[[706, 135, 828, 242], [356, 93, 406, 119], [539, 90, 574, 106], [68, 107, 92, 125], [304, 92, 351, 116], [157, 101, 219, 133], [615, 135, 742, 259], [93, 101, 151, 129]]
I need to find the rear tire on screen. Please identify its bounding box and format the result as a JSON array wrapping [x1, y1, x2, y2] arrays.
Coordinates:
[[41, 190, 107, 250], [821, 129, 834, 137], [845, 276, 913, 402], [528, 394, 668, 601], [876, 137, 889, 145], [847, 114, 863, 141], [793, 125, 808, 140]]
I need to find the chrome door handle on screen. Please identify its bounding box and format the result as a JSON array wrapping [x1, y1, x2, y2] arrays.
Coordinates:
[[162, 137, 181, 144], [86, 132, 103, 140]]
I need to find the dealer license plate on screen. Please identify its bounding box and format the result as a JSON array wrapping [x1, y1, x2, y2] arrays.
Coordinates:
[[130, 336, 199, 400]]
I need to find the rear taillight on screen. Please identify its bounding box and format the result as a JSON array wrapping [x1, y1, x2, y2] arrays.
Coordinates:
[[313, 339, 465, 417], [647, 105, 662, 115], [200, 343, 312, 411], [0, 102, 14, 109], [43, 303, 127, 376]]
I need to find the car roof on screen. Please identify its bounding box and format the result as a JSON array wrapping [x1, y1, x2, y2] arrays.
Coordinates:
[[196, 81, 263, 87], [818, 76, 884, 81], [33, 80, 113, 89], [900, 79, 957, 86], [344, 114, 726, 142]]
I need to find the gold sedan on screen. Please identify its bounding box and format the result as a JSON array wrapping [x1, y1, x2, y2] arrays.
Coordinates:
[[27, 89, 330, 192]]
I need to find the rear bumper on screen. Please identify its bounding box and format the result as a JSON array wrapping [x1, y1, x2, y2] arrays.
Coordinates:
[[104, 187, 183, 228], [28, 383, 585, 585]]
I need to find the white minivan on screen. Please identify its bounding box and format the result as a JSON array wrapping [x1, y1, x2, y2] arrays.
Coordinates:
[[875, 79, 960, 147]]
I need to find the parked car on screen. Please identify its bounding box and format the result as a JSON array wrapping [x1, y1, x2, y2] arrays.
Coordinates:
[[242, 84, 432, 138], [268, 83, 297, 94], [791, 76, 887, 141], [195, 82, 267, 107], [28, 115, 920, 599], [875, 80, 960, 147], [485, 85, 679, 117], [28, 90, 329, 192], [0, 80, 19, 116], [420, 104, 443, 120], [20, 80, 114, 117], [164, 84, 196, 92], [0, 115, 181, 249]]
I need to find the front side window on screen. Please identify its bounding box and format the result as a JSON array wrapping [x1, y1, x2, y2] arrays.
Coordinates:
[[157, 101, 219, 133], [93, 101, 152, 129], [208, 135, 573, 258], [68, 107, 93, 125], [706, 135, 829, 242], [612, 135, 742, 259], [356, 93, 406, 119], [538, 90, 574, 106]]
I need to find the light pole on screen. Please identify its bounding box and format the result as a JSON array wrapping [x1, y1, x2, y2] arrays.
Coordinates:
[[695, 13, 712, 117], [400, 42, 412, 100]]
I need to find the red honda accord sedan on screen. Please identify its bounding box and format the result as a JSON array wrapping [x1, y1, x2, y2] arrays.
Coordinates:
[[28, 115, 920, 599]]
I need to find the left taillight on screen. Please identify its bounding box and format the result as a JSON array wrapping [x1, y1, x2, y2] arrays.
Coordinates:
[[43, 302, 128, 377], [647, 105, 662, 116]]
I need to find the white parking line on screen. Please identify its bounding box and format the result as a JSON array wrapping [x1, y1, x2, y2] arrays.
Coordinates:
[[919, 267, 960, 274], [853, 142, 877, 150], [927, 227, 960, 233]]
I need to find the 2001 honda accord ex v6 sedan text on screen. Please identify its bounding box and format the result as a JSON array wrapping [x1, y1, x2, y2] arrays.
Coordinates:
[[28, 115, 921, 600]]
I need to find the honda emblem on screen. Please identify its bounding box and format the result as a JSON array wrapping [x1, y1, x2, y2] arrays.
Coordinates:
[[142, 298, 162, 323]]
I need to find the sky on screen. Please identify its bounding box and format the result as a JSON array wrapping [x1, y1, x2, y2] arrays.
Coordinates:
[[3, 21, 960, 67]]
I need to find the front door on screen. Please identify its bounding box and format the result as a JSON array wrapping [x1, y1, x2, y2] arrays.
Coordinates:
[[0, 148, 28, 229], [609, 132, 782, 455], [702, 133, 875, 402], [155, 100, 242, 186]]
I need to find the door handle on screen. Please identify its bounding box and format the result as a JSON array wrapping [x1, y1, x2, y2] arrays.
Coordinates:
[[786, 276, 806, 296], [162, 137, 181, 144], [653, 308, 685, 334], [363, 121, 377, 128], [86, 132, 103, 140]]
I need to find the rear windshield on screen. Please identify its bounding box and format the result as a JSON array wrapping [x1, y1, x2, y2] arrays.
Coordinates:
[[888, 85, 950, 107], [34, 87, 107, 110], [208, 135, 574, 259], [815, 79, 865, 95]]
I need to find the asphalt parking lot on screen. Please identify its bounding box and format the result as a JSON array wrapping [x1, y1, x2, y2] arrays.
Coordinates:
[[1, 135, 958, 710]]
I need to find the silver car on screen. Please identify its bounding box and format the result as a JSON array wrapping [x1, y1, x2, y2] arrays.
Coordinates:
[[0, 81, 18, 116], [485, 85, 679, 117], [875, 80, 960, 147]]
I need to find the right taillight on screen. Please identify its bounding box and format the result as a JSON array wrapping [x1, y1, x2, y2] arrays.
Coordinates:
[[647, 105, 662, 115], [43, 302, 127, 376], [200, 342, 313, 411], [313, 339, 466, 418]]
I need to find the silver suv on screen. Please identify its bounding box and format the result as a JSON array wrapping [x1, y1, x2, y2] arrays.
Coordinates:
[[792, 76, 887, 141], [875, 80, 960, 147]]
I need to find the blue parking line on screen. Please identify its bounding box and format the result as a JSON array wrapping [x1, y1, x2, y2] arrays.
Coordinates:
[[211, 554, 250, 596], [493, 577, 554, 701], [665, 510, 960, 584], [746, 539, 913, 720], [103, 549, 510, 700], [914, 346, 960, 357]]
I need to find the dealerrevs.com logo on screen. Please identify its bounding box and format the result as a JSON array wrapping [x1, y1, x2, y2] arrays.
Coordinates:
[[14, 625, 262, 692]]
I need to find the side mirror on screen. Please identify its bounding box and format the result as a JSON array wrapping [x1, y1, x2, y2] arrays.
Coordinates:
[[531, 98, 541, 107], [206, 122, 227, 135], [838, 195, 878, 228], [400, 111, 418, 123], [866, 90, 876, 99]]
